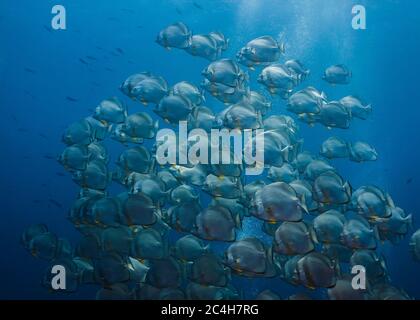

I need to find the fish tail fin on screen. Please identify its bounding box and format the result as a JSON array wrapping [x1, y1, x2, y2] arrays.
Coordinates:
[[379, 254, 388, 273], [107, 172, 113, 183], [235, 213, 242, 229], [123, 108, 128, 120], [224, 266, 232, 284], [344, 181, 352, 198], [334, 259, 341, 278], [373, 225, 381, 242], [406, 213, 413, 230], [147, 157, 156, 174], [242, 71, 250, 82], [299, 194, 309, 214], [309, 225, 319, 244], [256, 111, 263, 128], [294, 74, 301, 86], [162, 189, 171, 200], [267, 245, 273, 260], [217, 46, 222, 58], [155, 205, 164, 219], [280, 42, 286, 54], [281, 145, 291, 162], [386, 193, 395, 208]]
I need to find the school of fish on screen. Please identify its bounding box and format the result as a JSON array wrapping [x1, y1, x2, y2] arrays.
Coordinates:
[[22, 21, 418, 300]]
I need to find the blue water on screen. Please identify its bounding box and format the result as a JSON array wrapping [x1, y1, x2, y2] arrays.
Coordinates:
[[0, 0, 419, 299]]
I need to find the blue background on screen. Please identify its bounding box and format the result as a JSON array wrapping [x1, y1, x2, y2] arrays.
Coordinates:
[[0, 0, 419, 299]]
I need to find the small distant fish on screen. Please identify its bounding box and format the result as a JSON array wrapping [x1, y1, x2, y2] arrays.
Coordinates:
[[406, 178, 413, 184], [24, 67, 36, 74], [43, 154, 56, 160], [176, 7, 183, 15], [23, 155, 31, 160], [115, 48, 125, 55], [38, 133, 48, 140], [193, 2, 203, 9], [17, 128, 29, 133], [56, 172, 66, 177], [66, 96, 78, 102], [105, 67, 114, 72], [96, 46, 104, 50], [86, 55, 98, 61], [43, 24, 53, 32], [32, 200, 41, 204], [23, 90, 37, 100], [128, 60, 135, 64], [48, 199, 63, 209], [79, 58, 89, 65], [137, 25, 144, 29]]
